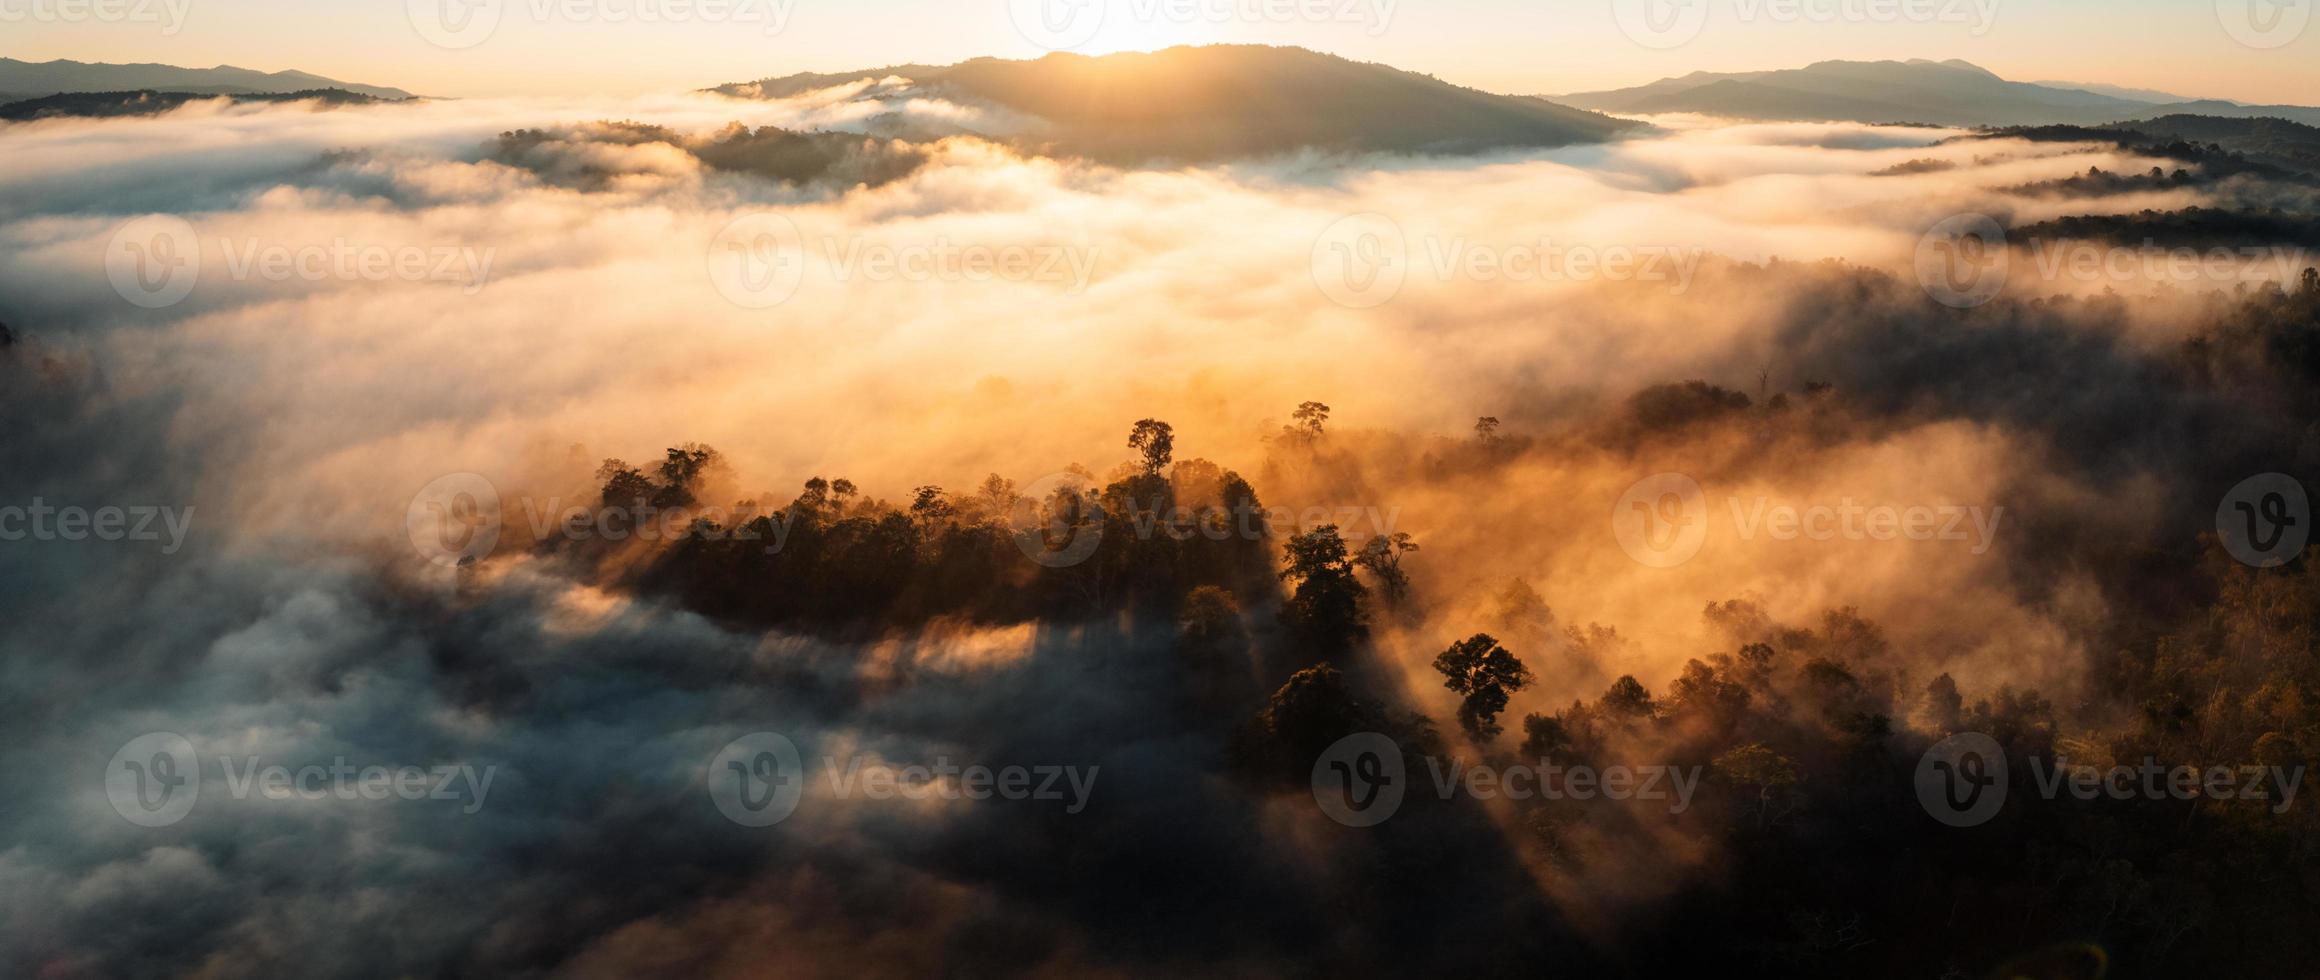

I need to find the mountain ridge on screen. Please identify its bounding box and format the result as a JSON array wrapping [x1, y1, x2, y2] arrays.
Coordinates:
[[712, 45, 1638, 162], [1556, 59, 2320, 128], [0, 58, 414, 100]]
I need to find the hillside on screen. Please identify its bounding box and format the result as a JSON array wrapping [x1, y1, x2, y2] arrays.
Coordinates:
[[713, 46, 1638, 162], [1556, 59, 2320, 129], [0, 58, 413, 100]]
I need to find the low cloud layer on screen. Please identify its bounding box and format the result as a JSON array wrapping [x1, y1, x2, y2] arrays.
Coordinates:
[[3, 91, 2316, 976]]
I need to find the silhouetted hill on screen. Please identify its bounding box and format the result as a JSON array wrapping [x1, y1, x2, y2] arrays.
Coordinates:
[[0, 58, 413, 100], [1558, 59, 2149, 126], [2117, 114, 2320, 175], [2143, 100, 2320, 127], [1557, 59, 2319, 129], [713, 45, 1638, 162], [2025, 79, 2197, 104], [1980, 116, 2320, 178]]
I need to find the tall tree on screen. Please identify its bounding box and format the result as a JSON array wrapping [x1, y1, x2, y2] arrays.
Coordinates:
[[1355, 531, 1419, 606], [1280, 525, 1368, 658], [1433, 633, 1534, 742], [1291, 401, 1330, 440], [1129, 419, 1175, 475]]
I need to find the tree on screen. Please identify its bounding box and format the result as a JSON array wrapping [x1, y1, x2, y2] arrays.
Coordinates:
[[1290, 401, 1330, 441], [597, 459, 656, 508], [1179, 585, 1241, 644], [1261, 663, 1387, 758], [2303, 267, 2319, 295], [1178, 585, 1247, 707], [1433, 633, 1534, 742], [909, 485, 954, 533], [1473, 416, 1501, 442], [1519, 712, 1571, 759], [1355, 532, 1418, 605], [797, 477, 831, 512], [653, 444, 720, 507], [1712, 743, 1802, 829], [1491, 579, 1554, 638], [1279, 525, 1368, 657], [973, 474, 1018, 522], [1129, 419, 1174, 475], [1666, 658, 1750, 728], [1601, 675, 1656, 718]]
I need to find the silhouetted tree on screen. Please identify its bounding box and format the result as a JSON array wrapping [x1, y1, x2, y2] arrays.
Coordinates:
[[1666, 658, 1751, 731], [1129, 419, 1174, 475], [1355, 531, 1418, 605], [1433, 633, 1534, 742], [1290, 401, 1330, 440], [597, 459, 656, 508], [1279, 525, 1368, 658], [972, 473, 1018, 518], [652, 444, 720, 507], [909, 486, 954, 535], [1601, 675, 1656, 718], [1261, 663, 1387, 759], [1491, 579, 1554, 637], [1519, 713, 1571, 760]]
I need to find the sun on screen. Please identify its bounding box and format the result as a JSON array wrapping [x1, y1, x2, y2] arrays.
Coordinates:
[[1069, 13, 1228, 56]]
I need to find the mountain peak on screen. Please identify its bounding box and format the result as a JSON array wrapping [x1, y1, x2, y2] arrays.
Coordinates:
[[1902, 58, 1997, 76], [714, 44, 1635, 163]]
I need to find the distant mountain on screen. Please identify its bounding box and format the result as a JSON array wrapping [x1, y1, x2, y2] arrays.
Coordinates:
[[713, 45, 1637, 162], [0, 89, 387, 121], [1556, 59, 2152, 126], [0, 58, 413, 100], [1556, 59, 2320, 129], [2025, 80, 2199, 105]]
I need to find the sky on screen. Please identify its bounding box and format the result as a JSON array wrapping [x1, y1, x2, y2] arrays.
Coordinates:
[[2, 0, 2316, 106]]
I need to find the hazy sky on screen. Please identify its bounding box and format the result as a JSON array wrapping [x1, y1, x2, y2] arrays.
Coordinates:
[[4, 0, 2315, 102]]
